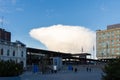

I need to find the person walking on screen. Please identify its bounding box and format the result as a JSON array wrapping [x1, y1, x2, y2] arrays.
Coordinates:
[[86, 67, 88, 72], [74, 68, 77, 72]]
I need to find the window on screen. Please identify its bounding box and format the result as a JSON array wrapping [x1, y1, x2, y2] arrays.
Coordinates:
[[0, 49, 3, 55], [13, 50, 15, 56], [7, 50, 10, 56], [116, 48, 119, 51], [117, 30, 119, 33], [112, 48, 114, 54], [111, 40, 114, 44], [21, 51, 23, 57]]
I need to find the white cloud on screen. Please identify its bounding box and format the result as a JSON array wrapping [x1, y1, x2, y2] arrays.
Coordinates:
[[29, 24, 96, 57], [11, 0, 17, 5], [45, 9, 54, 17], [16, 8, 24, 11], [0, 18, 2, 23], [100, 2, 108, 12], [0, 0, 23, 13], [0, 7, 11, 13]]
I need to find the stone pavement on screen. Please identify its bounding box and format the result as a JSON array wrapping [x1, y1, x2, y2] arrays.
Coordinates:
[[0, 66, 103, 80]]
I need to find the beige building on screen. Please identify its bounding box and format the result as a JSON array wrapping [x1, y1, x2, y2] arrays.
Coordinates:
[[96, 24, 120, 59]]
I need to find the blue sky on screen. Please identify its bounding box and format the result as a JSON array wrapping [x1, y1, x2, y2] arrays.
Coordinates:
[[0, 0, 120, 49]]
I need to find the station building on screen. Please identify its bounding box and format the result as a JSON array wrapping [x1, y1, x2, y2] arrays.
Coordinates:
[[26, 47, 94, 66]]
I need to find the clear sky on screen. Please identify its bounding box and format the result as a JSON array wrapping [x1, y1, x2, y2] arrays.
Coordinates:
[[0, 0, 120, 50]]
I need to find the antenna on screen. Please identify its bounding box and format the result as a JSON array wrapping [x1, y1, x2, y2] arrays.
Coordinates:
[[93, 45, 95, 59], [81, 47, 83, 53], [1, 16, 4, 28]]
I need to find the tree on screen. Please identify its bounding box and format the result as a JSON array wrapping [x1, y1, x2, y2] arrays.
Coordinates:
[[102, 58, 120, 80], [0, 60, 23, 77]]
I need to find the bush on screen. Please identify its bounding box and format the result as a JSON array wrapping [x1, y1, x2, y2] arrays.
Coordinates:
[[0, 60, 23, 77], [102, 58, 120, 80]]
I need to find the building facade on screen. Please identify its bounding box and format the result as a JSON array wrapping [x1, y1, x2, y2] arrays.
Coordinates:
[[96, 24, 120, 59], [0, 28, 26, 67]]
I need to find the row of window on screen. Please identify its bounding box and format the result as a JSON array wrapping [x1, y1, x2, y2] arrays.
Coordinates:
[[97, 40, 120, 49], [98, 30, 120, 36], [0, 49, 24, 57], [97, 30, 120, 39], [97, 52, 120, 57], [97, 34, 120, 40], [98, 48, 120, 55]]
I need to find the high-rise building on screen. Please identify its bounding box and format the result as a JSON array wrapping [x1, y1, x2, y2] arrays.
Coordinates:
[[96, 24, 120, 59]]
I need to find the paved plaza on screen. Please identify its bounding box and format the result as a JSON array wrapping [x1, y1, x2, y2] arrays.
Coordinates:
[[0, 65, 103, 80]]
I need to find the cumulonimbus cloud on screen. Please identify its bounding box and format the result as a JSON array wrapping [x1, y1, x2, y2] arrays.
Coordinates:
[[29, 24, 96, 55]]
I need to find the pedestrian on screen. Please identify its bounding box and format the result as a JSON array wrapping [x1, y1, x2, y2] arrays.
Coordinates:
[[74, 68, 77, 72], [53, 65, 57, 73], [86, 67, 88, 72], [71, 66, 73, 71], [89, 68, 91, 72]]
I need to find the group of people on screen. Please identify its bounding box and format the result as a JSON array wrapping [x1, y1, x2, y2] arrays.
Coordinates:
[[69, 66, 78, 72], [86, 67, 92, 72], [70, 66, 92, 72]]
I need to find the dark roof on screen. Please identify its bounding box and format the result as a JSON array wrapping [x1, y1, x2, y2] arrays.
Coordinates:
[[72, 53, 91, 56], [27, 47, 91, 57], [27, 47, 71, 57]]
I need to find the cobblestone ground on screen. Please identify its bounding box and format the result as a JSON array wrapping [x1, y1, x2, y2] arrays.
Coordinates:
[[0, 66, 103, 80]]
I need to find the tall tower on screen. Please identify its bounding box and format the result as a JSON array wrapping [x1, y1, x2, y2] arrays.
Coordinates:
[[96, 24, 120, 59]]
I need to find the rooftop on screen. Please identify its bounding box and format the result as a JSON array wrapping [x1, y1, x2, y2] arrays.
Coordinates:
[[107, 24, 120, 30]]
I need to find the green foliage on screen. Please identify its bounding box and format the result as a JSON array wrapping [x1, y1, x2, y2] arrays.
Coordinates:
[[102, 58, 120, 80], [0, 60, 23, 77]]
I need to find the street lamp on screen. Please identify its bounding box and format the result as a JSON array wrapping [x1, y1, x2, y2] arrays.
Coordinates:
[[101, 52, 103, 59], [106, 43, 109, 58]]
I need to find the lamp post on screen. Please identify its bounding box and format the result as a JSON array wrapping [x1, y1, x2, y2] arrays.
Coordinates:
[[106, 43, 109, 58], [93, 45, 95, 59], [102, 52, 103, 59]]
